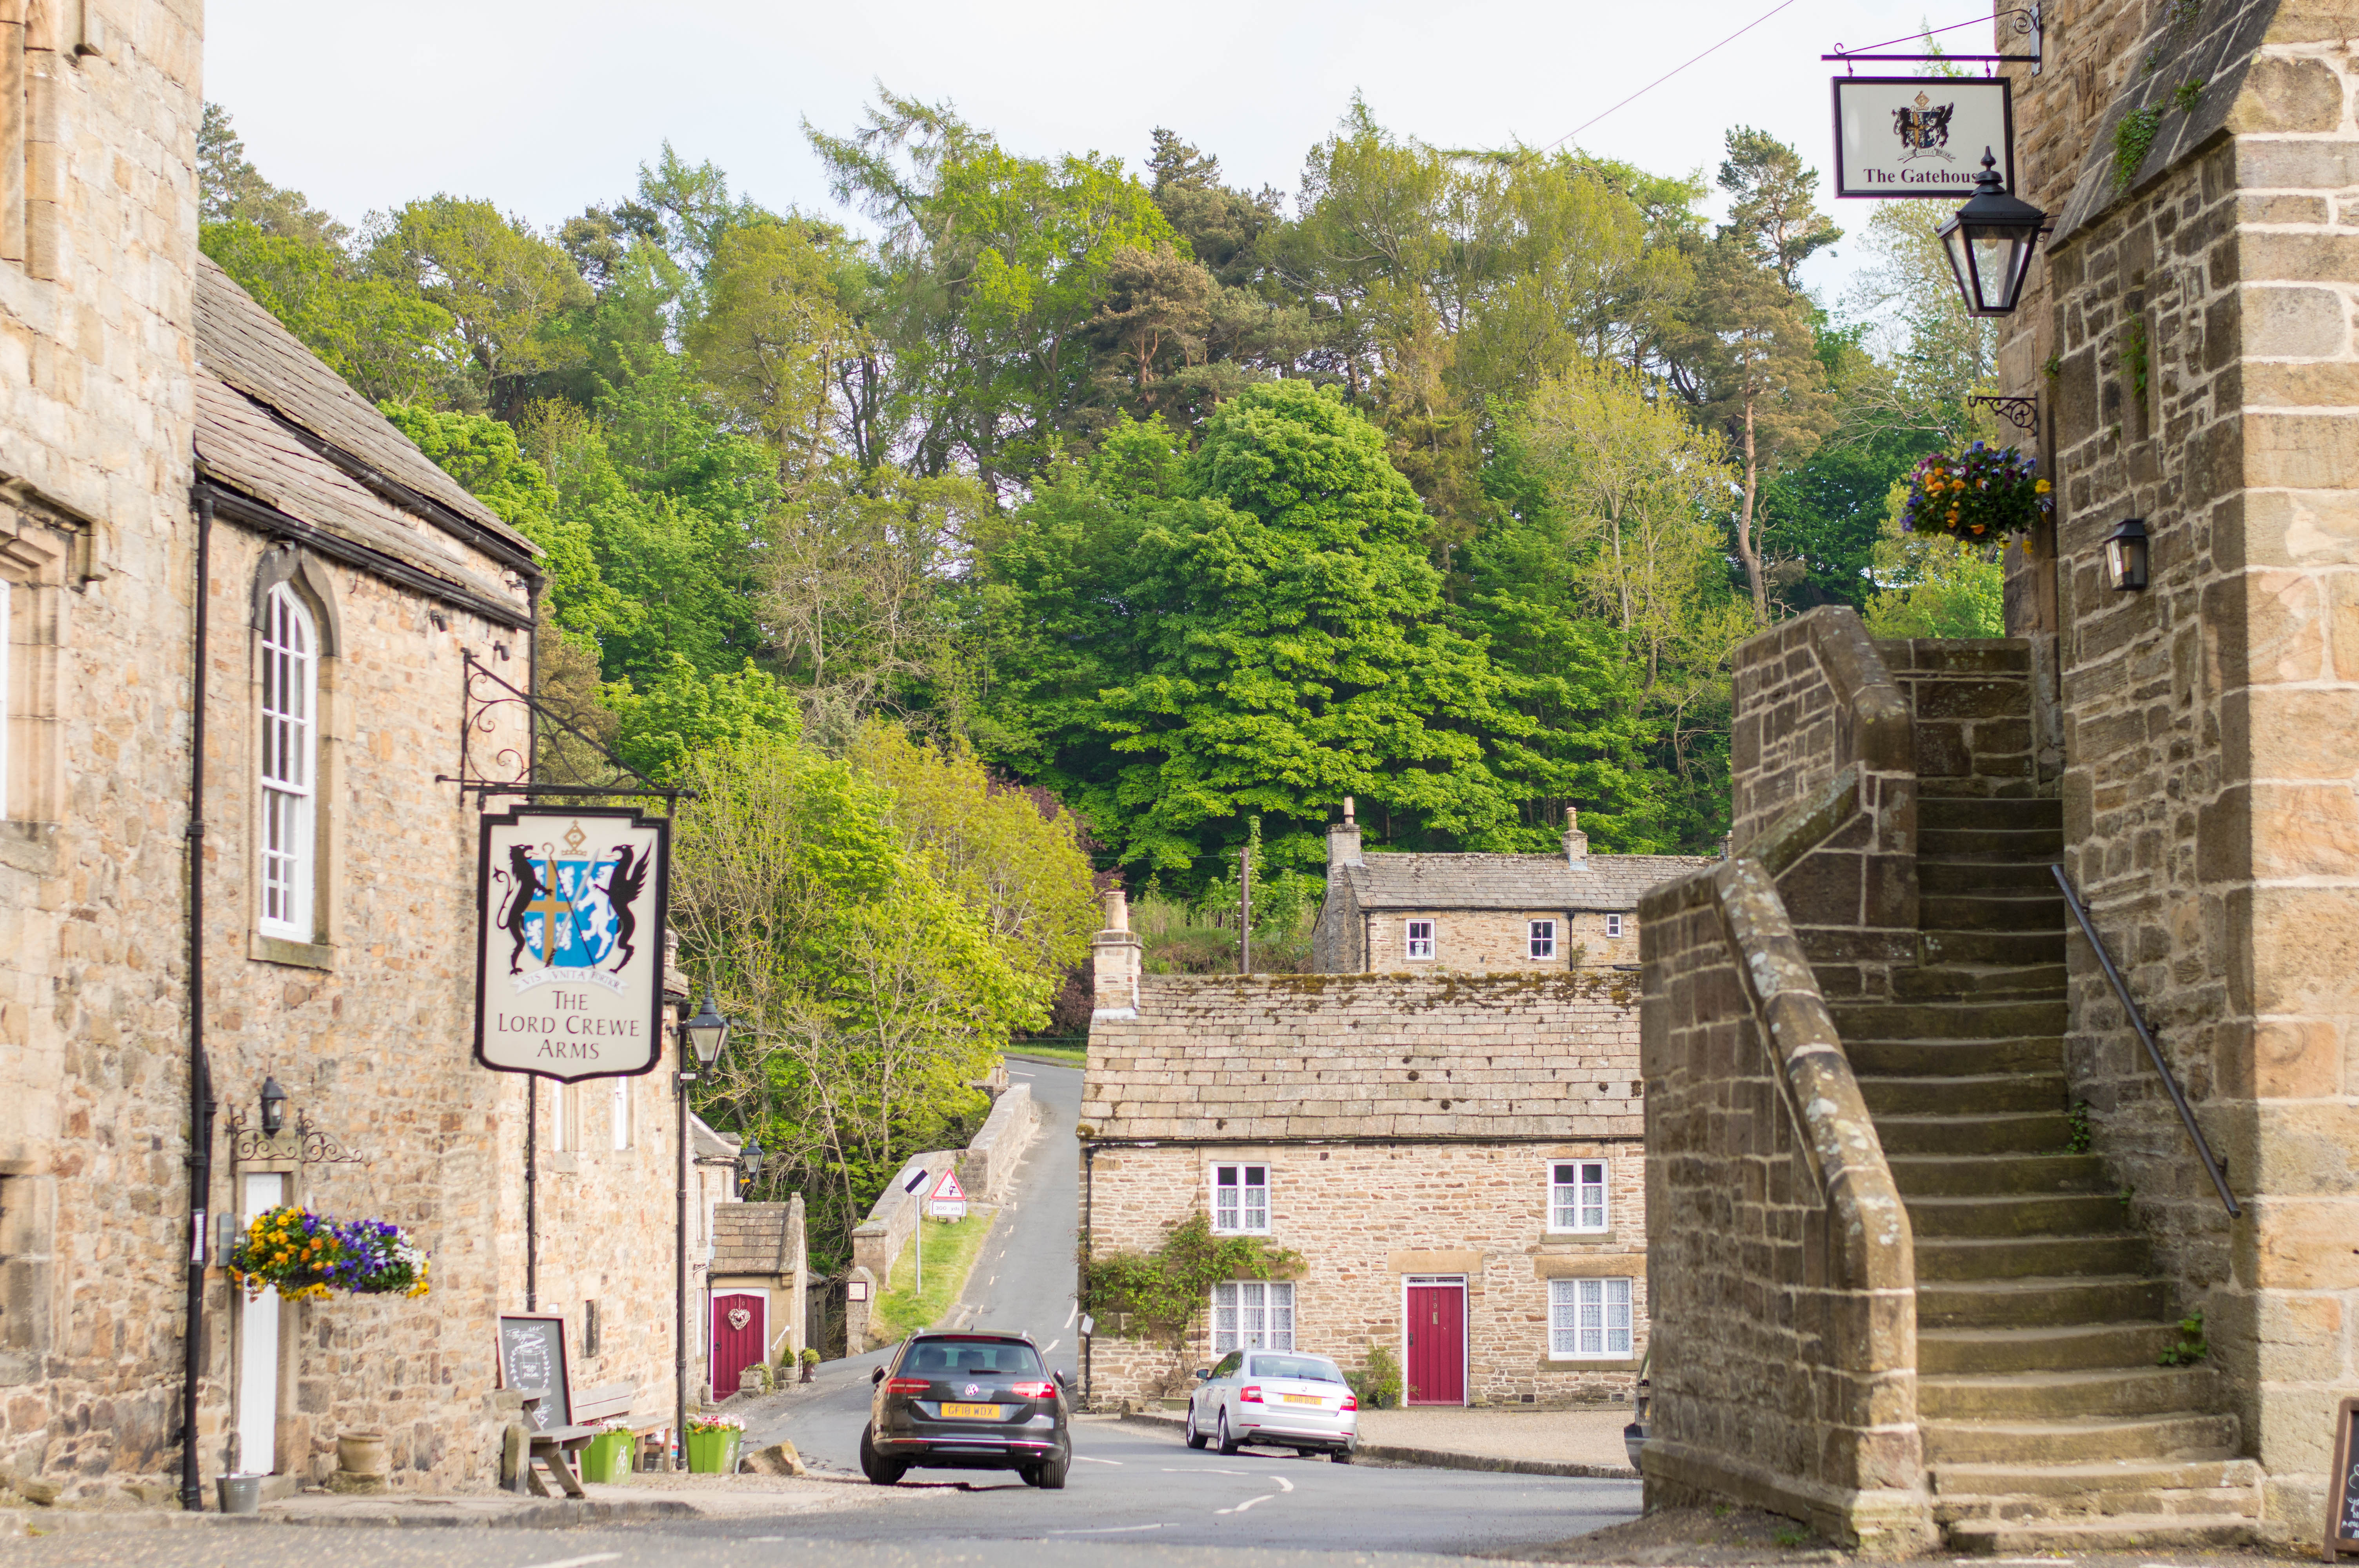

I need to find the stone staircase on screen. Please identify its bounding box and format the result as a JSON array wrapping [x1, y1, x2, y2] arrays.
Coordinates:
[[1826, 789, 2263, 1552]]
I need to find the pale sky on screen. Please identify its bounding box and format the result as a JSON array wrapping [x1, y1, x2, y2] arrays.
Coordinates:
[[202, 0, 1978, 306]]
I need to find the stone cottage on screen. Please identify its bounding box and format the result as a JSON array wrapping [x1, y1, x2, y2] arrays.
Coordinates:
[[0, 0, 702, 1507], [1082, 891, 1645, 1409], [1311, 799, 1708, 973], [1640, 4, 2359, 1551]]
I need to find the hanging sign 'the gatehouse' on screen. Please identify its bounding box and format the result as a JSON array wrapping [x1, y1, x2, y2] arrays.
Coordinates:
[[474, 806, 670, 1080], [1832, 77, 2014, 198]]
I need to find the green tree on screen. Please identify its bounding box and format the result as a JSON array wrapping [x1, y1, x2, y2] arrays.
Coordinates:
[[363, 196, 594, 413], [198, 103, 347, 247]]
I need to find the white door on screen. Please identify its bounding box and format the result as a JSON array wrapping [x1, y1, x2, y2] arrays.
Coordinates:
[[237, 1173, 287, 1474]]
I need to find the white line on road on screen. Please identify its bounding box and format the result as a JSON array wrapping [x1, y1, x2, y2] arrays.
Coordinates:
[[1063, 1301, 1078, 1328], [1071, 1454, 1120, 1465], [1268, 1475, 1294, 1491], [1009, 1070, 1035, 1077], [1047, 1523, 1167, 1535], [1041, 1338, 1060, 1354], [1218, 1493, 1279, 1515], [518, 1555, 622, 1568], [1165, 1467, 1256, 1475]]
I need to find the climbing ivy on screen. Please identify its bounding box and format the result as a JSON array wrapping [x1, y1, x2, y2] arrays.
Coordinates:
[[1081, 1212, 1303, 1350]]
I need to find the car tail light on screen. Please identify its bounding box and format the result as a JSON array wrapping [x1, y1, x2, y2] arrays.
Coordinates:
[[1341, 1392, 1358, 1411], [885, 1377, 931, 1396], [1239, 1385, 1262, 1403], [1009, 1379, 1056, 1400]]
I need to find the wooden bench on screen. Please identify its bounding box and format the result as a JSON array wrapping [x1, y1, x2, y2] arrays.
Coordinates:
[[505, 1380, 638, 1498]]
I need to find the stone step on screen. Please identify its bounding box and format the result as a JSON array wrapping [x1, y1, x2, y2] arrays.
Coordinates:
[[1945, 1511, 2263, 1553], [1922, 891, 2067, 932], [1921, 860, 2066, 896], [1921, 928, 2068, 966], [1931, 1457, 2260, 1519], [1829, 998, 2066, 1040], [1919, 1365, 2214, 1421], [1878, 640, 2032, 676], [1859, 1071, 2066, 1116], [1847, 1036, 2063, 1077], [1889, 1151, 2110, 1197], [1918, 1320, 2180, 1374], [1922, 1410, 2239, 1467], [1916, 1232, 2152, 1282], [1890, 962, 2068, 1001], [1905, 1192, 2132, 1239], [1917, 1273, 2170, 1329], [1876, 1112, 2074, 1156], [1919, 827, 2065, 862], [1919, 798, 2063, 832]]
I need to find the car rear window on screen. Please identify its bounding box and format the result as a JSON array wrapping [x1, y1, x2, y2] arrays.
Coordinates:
[[901, 1338, 1045, 1377], [1247, 1354, 1342, 1383]]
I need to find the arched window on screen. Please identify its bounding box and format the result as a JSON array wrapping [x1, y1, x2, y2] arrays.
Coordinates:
[[257, 584, 316, 938]]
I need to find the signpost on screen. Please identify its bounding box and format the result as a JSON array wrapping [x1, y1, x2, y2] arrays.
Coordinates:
[[929, 1167, 969, 1221], [902, 1167, 930, 1294], [1832, 77, 2014, 200], [474, 806, 669, 1082]]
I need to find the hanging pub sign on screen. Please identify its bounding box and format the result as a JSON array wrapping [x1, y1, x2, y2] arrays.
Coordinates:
[[474, 806, 669, 1081], [1832, 76, 2014, 198]]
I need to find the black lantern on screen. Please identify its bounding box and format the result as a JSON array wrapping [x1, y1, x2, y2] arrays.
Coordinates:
[[683, 991, 729, 1068], [2104, 518, 2150, 592], [1938, 149, 2048, 317], [259, 1076, 287, 1137], [741, 1138, 763, 1180]]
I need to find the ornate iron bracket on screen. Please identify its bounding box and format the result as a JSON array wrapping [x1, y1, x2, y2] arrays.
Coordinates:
[[1827, 6, 2040, 71], [226, 1108, 369, 1167], [438, 648, 689, 805], [1967, 394, 2040, 434]]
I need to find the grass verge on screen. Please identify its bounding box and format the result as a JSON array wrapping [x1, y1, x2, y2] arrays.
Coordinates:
[[870, 1211, 996, 1341], [1009, 1043, 1085, 1068]]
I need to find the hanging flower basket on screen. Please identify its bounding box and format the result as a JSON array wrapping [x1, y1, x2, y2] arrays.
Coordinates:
[[1902, 442, 2052, 541], [227, 1206, 431, 1301]]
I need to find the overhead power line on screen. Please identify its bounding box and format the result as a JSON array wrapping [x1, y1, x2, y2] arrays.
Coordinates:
[[1541, 0, 1806, 153]]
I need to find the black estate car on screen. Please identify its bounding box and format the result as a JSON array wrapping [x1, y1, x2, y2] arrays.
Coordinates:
[[860, 1331, 1072, 1488]]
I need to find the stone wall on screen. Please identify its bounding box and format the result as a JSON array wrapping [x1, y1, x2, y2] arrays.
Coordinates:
[[1995, 0, 2359, 1533], [1081, 1140, 1647, 1408]]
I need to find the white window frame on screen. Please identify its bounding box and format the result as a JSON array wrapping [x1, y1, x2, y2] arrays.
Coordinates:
[[1212, 1163, 1270, 1234], [552, 1081, 582, 1154], [1549, 1158, 1610, 1233], [1549, 1276, 1633, 1360], [610, 1076, 633, 1152], [1528, 918, 1556, 960], [1210, 1280, 1294, 1354], [1405, 919, 1435, 960], [1606, 913, 1625, 939], [256, 585, 318, 939]]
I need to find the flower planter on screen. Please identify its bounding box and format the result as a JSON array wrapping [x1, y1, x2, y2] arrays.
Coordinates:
[[685, 1428, 740, 1474], [580, 1431, 632, 1484]]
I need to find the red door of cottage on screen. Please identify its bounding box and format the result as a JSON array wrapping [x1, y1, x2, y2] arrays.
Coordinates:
[[711, 1293, 766, 1397], [1405, 1281, 1466, 1405]]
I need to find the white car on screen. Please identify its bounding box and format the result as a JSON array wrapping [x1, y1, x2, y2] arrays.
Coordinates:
[[1183, 1350, 1358, 1461]]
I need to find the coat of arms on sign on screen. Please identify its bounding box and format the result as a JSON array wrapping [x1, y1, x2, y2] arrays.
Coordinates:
[[496, 820, 651, 981], [1892, 91, 1955, 162], [727, 1308, 751, 1331]]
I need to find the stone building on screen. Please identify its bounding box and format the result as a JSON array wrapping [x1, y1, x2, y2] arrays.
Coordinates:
[[1311, 800, 1706, 973], [1083, 892, 1645, 1409], [708, 1194, 808, 1399], [0, 0, 705, 1507]]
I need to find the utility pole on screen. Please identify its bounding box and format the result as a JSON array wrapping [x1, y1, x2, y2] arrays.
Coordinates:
[[1239, 843, 1252, 975]]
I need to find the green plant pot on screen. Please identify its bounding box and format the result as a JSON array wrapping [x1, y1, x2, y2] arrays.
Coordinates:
[[580, 1431, 632, 1484], [685, 1428, 739, 1475]]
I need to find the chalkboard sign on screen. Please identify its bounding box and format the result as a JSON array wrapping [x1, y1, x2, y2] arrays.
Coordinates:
[[497, 1314, 571, 1431], [2328, 1396, 2359, 1562]]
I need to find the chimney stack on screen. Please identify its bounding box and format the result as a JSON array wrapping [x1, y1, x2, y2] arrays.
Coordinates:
[[1329, 796, 1364, 870], [1091, 886, 1141, 1019], [1562, 808, 1589, 868]]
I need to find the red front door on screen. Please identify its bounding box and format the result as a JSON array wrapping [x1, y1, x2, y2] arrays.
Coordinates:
[[1405, 1283, 1466, 1405], [711, 1293, 766, 1397]]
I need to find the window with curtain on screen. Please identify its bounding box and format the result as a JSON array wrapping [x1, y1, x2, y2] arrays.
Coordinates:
[[1549, 1277, 1632, 1358], [1549, 1160, 1609, 1232], [257, 585, 316, 938], [1212, 1163, 1269, 1233], [1210, 1281, 1294, 1353]]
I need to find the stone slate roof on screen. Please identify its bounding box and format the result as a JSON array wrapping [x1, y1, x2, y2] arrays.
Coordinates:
[[690, 1113, 738, 1161], [712, 1202, 800, 1276], [1332, 853, 1710, 911], [1083, 973, 1640, 1141]]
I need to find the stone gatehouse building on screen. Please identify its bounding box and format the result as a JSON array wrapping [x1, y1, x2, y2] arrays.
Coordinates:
[[0, 0, 695, 1507], [1312, 800, 1707, 973], [1082, 892, 1645, 1409], [1639, 1, 2359, 1551]]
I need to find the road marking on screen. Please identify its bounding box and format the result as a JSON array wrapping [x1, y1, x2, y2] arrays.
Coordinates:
[[1218, 1493, 1279, 1515], [1165, 1466, 1256, 1475], [1047, 1523, 1166, 1535], [1268, 1475, 1294, 1492], [1041, 1338, 1060, 1354], [1072, 1454, 1120, 1465], [1009, 1070, 1035, 1078], [518, 1555, 622, 1568], [1063, 1301, 1078, 1328]]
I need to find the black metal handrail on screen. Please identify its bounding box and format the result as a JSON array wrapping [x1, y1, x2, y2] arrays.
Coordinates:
[[2050, 866, 2241, 1219]]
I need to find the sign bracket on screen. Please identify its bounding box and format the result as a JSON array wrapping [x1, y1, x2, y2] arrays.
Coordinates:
[[439, 648, 694, 808], [1826, 7, 2040, 74]]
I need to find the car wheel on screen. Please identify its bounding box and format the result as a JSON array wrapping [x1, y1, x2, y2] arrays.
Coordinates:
[[1018, 1463, 1043, 1487], [1184, 1402, 1209, 1450], [1037, 1453, 1068, 1490], [1330, 1448, 1352, 1464], [859, 1425, 903, 1486], [1216, 1408, 1240, 1456]]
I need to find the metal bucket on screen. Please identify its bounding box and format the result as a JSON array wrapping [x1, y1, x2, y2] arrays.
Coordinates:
[[216, 1473, 264, 1515]]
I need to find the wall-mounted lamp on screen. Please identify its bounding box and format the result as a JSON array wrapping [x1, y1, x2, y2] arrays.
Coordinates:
[[683, 992, 730, 1069], [1939, 149, 2050, 318], [259, 1076, 288, 1137], [2104, 518, 2150, 592]]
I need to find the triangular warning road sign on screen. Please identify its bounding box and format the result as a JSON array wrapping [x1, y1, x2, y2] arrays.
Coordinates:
[[931, 1167, 967, 1201]]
